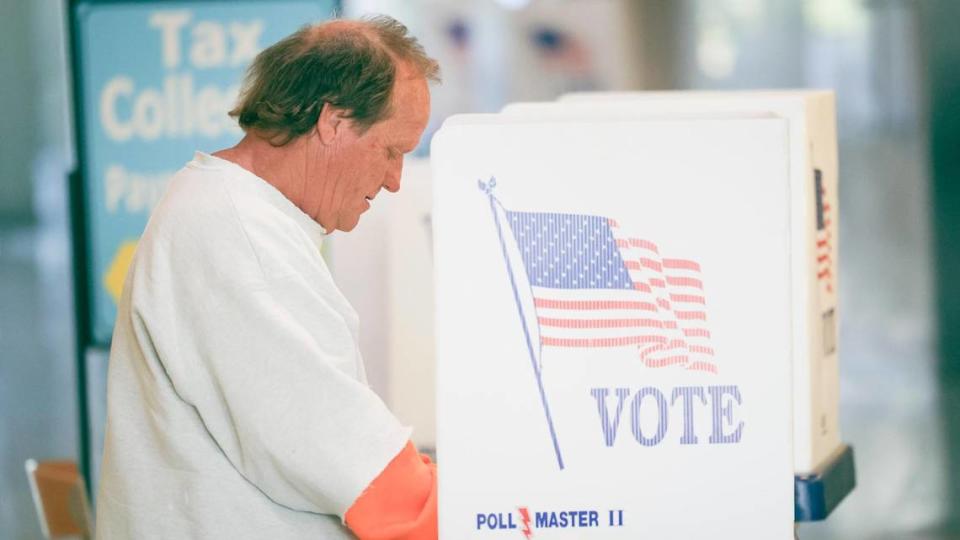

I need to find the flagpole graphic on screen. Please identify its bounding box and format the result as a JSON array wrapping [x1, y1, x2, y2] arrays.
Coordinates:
[[480, 178, 718, 471], [482, 178, 566, 471]]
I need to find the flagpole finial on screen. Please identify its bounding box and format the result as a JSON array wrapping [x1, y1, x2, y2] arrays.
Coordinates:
[[478, 177, 497, 195]]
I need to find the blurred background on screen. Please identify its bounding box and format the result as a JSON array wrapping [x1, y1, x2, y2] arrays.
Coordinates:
[[1, 0, 958, 538]]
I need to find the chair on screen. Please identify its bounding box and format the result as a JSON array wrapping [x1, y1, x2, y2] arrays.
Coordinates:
[[24, 459, 94, 539]]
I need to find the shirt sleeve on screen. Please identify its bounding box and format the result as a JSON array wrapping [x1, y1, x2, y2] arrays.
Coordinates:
[[345, 441, 438, 540], [131, 241, 412, 519]]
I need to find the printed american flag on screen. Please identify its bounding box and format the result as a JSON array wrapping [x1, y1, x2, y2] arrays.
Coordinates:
[[814, 169, 834, 294], [503, 209, 718, 374]]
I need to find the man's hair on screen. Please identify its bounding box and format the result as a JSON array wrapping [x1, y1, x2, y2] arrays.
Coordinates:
[[229, 15, 440, 145]]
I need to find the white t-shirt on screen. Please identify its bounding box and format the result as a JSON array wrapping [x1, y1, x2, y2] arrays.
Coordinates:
[[96, 152, 411, 539]]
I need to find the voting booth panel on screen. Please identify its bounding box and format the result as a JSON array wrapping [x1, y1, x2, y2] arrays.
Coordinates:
[[502, 91, 840, 475], [385, 159, 438, 450], [328, 159, 438, 450], [432, 117, 795, 538]]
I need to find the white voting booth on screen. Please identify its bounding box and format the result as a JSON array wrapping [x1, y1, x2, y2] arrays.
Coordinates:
[[430, 91, 853, 539], [506, 90, 841, 475]]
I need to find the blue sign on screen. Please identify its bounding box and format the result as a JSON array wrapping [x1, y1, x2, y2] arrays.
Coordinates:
[[74, 0, 336, 344]]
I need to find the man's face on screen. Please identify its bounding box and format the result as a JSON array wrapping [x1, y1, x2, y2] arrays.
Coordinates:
[[308, 69, 431, 233]]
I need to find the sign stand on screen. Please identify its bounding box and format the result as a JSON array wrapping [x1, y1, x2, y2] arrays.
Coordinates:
[[794, 445, 856, 522], [67, 164, 96, 497]]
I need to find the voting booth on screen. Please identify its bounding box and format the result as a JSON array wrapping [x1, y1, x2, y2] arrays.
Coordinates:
[[508, 90, 841, 476], [430, 91, 854, 538]]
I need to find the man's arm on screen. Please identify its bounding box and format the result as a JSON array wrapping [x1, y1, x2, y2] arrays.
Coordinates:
[[136, 264, 413, 519], [345, 441, 437, 539]]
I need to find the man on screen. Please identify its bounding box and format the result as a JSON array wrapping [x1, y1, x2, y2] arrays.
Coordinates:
[[96, 16, 440, 539]]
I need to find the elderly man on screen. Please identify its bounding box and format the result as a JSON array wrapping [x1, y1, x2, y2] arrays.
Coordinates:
[[96, 16, 439, 539]]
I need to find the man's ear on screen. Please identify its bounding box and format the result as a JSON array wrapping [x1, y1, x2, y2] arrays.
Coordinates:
[[316, 103, 353, 145]]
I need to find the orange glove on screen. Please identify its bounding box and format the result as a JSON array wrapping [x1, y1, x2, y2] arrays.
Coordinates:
[[345, 441, 438, 540]]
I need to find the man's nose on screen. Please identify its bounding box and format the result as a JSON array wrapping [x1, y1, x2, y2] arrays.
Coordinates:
[[383, 157, 403, 193]]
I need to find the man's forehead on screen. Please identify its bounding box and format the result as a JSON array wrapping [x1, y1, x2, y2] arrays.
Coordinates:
[[382, 114, 427, 150], [393, 66, 430, 100], [386, 76, 430, 126]]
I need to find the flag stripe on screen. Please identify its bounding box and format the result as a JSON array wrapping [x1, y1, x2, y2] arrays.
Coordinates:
[[616, 238, 660, 253], [539, 317, 674, 329], [662, 259, 701, 271], [533, 298, 658, 311], [640, 258, 662, 272], [542, 335, 667, 347], [666, 276, 703, 289], [687, 361, 718, 374], [670, 294, 705, 304], [683, 328, 711, 338], [643, 355, 688, 368]]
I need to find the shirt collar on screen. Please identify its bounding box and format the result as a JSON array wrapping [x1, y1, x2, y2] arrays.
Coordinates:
[[191, 151, 327, 253]]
